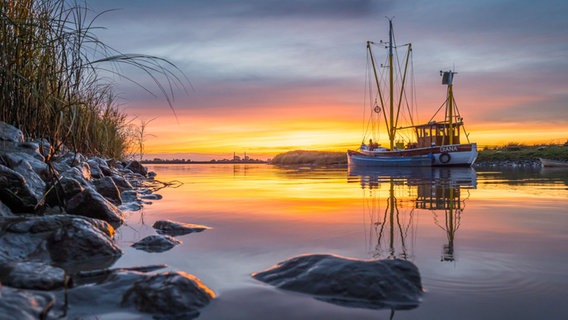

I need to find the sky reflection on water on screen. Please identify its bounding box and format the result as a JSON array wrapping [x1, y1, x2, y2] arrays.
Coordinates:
[[115, 164, 568, 320]]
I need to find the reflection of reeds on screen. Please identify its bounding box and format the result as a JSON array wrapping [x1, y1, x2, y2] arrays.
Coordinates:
[[0, 1, 184, 159], [271, 150, 347, 166]]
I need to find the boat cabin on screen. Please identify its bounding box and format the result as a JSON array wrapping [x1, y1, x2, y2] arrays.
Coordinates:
[[415, 121, 462, 148]]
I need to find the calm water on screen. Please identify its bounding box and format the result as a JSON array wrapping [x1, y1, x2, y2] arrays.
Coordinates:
[[113, 164, 568, 320]]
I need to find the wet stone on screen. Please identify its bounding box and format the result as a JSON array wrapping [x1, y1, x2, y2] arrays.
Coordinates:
[[153, 219, 210, 236], [131, 235, 182, 253], [65, 188, 124, 228], [253, 254, 423, 311], [121, 271, 215, 318], [0, 285, 55, 320], [0, 262, 66, 290]]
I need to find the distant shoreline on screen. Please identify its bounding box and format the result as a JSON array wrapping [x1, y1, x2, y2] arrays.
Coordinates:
[[141, 144, 568, 167], [141, 159, 267, 165]]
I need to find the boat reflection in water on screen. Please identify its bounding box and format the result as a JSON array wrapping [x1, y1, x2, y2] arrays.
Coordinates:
[[348, 167, 477, 262]]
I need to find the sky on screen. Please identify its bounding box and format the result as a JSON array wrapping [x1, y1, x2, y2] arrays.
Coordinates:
[[88, 0, 568, 160]]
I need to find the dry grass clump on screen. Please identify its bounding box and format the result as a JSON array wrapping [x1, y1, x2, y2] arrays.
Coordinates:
[[0, 0, 184, 160], [271, 150, 347, 166]]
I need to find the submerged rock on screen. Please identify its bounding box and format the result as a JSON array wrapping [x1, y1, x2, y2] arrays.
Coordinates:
[[131, 234, 182, 253], [0, 262, 66, 290], [47, 216, 122, 271], [73, 264, 168, 286], [0, 215, 121, 272], [140, 193, 162, 200], [122, 271, 215, 318], [252, 254, 423, 310], [0, 285, 55, 320], [66, 270, 214, 319], [153, 219, 210, 236]]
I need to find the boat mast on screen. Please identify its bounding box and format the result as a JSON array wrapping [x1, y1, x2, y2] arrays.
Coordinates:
[[388, 19, 395, 150], [368, 19, 410, 150], [441, 70, 456, 145]]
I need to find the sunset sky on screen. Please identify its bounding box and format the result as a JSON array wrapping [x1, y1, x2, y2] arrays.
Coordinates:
[[90, 0, 568, 160]]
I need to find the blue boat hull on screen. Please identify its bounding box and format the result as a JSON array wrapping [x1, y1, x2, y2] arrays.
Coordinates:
[[347, 151, 433, 167]]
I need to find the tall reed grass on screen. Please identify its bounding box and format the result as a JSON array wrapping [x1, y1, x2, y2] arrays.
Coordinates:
[[0, 0, 185, 160]]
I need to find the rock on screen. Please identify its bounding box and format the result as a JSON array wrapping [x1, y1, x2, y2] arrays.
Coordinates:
[[119, 201, 144, 212], [3, 214, 114, 237], [16, 142, 46, 162], [0, 164, 39, 213], [50, 159, 71, 176], [252, 254, 423, 310], [93, 176, 122, 205], [1, 151, 49, 178], [0, 200, 13, 217], [45, 176, 84, 207], [121, 271, 215, 317], [124, 160, 148, 176], [88, 157, 113, 177], [0, 215, 121, 272], [66, 188, 124, 228], [47, 216, 122, 272], [112, 160, 125, 169], [87, 159, 103, 178], [75, 161, 92, 181], [111, 174, 134, 191], [473, 159, 543, 168], [121, 172, 146, 188], [61, 166, 90, 187], [73, 264, 168, 286], [0, 285, 55, 320], [120, 190, 138, 203], [0, 262, 66, 290], [118, 189, 145, 211], [1, 154, 46, 199], [57, 151, 87, 167], [0, 121, 24, 143], [64, 270, 214, 319], [131, 235, 181, 253], [140, 193, 162, 200], [153, 219, 210, 236], [33, 138, 53, 157]]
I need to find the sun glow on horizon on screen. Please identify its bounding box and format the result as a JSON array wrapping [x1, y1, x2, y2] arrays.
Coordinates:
[[136, 102, 568, 160]]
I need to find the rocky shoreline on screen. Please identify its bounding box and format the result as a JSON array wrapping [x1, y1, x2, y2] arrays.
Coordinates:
[[473, 159, 543, 169], [0, 121, 214, 319]]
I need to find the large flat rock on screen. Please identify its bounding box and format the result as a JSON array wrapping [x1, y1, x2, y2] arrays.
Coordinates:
[[253, 254, 423, 310]]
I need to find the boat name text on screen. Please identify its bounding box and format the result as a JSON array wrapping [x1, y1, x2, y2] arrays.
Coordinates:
[[440, 145, 458, 153]]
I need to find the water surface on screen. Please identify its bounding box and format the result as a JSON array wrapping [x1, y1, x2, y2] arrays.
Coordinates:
[[114, 164, 568, 320]]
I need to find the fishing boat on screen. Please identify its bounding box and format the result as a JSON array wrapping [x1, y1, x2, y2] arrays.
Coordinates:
[[347, 19, 478, 167]]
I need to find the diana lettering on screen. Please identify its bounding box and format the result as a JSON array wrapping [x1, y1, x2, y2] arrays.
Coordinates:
[[440, 145, 458, 152]]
